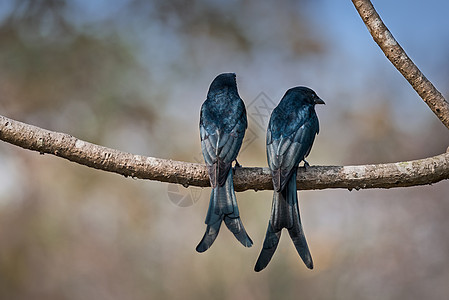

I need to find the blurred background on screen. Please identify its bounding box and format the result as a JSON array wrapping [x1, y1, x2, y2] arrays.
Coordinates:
[[1, 0, 449, 299]]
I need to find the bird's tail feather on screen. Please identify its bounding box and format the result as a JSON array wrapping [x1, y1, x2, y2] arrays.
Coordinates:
[[254, 218, 281, 272], [255, 171, 313, 271], [286, 171, 313, 269], [196, 169, 252, 252], [195, 216, 222, 253]]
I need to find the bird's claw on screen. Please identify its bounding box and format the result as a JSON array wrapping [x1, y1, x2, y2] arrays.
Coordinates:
[[303, 160, 310, 170], [233, 160, 242, 173]]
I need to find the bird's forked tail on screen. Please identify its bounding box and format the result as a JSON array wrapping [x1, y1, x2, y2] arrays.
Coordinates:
[[255, 171, 313, 271], [196, 169, 253, 252]]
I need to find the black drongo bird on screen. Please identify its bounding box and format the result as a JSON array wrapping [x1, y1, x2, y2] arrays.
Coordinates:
[[254, 86, 325, 272], [196, 73, 253, 252]]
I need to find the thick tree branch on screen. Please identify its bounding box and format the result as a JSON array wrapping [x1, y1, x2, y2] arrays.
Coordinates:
[[1, 114, 448, 191], [351, 0, 449, 129]]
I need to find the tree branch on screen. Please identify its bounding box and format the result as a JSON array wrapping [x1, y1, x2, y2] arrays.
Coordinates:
[[351, 0, 449, 129], [1, 114, 448, 191]]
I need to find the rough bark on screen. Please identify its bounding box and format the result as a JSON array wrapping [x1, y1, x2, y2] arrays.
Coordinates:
[[1, 115, 448, 191], [352, 0, 449, 129]]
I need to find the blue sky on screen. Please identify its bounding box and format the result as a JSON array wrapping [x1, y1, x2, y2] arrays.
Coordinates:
[[313, 0, 449, 75]]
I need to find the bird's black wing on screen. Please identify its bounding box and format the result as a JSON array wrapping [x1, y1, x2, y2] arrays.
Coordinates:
[[267, 107, 319, 192], [200, 100, 247, 188]]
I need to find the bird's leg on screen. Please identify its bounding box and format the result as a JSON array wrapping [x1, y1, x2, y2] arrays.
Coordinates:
[[302, 159, 310, 171], [235, 159, 242, 168], [233, 159, 242, 174]]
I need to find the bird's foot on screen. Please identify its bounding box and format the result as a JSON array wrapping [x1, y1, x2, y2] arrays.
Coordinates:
[[233, 160, 242, 173], [303, 160, 310, 171]]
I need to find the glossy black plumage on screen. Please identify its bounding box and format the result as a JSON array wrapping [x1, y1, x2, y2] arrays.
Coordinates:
[[196, 73, 253, 252], [255, 86, 324, 272]]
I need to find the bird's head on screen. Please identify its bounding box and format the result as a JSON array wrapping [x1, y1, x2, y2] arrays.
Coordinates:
[[286, 86, 325, 106], [208, 73, 237, 94]]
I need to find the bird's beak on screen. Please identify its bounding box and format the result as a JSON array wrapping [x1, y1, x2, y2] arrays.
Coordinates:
[[315, 97, 325, 105]]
